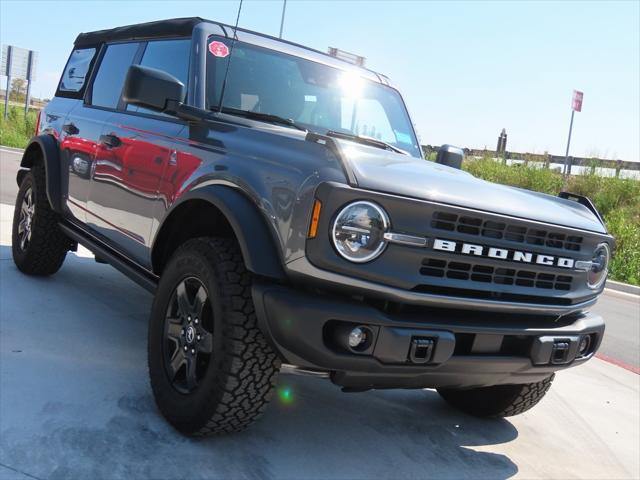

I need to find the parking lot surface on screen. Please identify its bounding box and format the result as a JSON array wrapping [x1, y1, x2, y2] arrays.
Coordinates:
[[1, 150, 639, 479]]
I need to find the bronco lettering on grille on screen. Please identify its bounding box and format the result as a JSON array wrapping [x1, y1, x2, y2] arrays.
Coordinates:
[[432, 239, 575, 269]]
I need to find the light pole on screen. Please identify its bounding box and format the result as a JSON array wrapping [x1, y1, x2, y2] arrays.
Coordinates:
[[279, 0, 287, 39]]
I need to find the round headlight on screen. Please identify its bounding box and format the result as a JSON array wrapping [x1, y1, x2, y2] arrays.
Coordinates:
[[587, 243, 610, 289], [332, 201, 389, 263]]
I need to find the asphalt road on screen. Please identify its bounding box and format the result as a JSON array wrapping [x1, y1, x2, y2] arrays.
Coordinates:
[[0, 148, 21, 206], [2, 147, 637, 369]]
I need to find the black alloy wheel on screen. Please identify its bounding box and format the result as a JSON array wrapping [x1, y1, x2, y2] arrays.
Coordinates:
[[148, 237, 281, 435], [163, 277, 214, 393]]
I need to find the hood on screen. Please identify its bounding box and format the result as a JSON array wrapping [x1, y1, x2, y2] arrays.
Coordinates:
[[339, 141, 607, 233]]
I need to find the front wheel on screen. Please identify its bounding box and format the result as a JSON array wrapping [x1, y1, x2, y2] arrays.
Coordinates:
[[148, 237, 281, 436], [437, 374, 554, 417]]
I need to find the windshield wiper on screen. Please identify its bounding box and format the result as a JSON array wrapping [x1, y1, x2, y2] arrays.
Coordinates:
[[216, 107, 307, 132], [325, 130, 409, 155]]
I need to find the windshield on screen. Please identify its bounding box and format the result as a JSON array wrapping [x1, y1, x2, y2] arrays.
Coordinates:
[[206, 37, 422, 158]]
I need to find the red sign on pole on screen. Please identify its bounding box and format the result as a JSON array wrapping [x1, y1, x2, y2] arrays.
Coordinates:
[[572, 90, 584, 112]]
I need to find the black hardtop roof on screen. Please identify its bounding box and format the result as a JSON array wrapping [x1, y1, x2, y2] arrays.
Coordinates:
[[74, 17, 204, 46], [74, 17, 387, 83]]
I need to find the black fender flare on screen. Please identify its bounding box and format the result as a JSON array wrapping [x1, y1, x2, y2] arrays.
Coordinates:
[[18, 135, 63, 213], [153, 184, 286, 281]]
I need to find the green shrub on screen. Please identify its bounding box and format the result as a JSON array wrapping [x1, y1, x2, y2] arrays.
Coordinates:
[[464, 156, 564, 194], [0, 105, 38, 148], [464, 157, 639, 285]]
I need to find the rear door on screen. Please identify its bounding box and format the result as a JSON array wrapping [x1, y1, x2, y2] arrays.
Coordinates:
[[86, 39, 191, 266], [52, 46, 108, 223]]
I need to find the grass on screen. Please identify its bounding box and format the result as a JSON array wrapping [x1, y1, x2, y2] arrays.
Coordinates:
[[464, 157, 639, 285], [0, 105, 38, 148]]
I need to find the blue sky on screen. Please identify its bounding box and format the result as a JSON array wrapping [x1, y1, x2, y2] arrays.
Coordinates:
[[1, 0, 638, 161]]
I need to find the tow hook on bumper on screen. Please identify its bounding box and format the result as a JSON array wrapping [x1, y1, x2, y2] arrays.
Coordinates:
[[531, 334, 597, 365], [408, 338, 435, 364]]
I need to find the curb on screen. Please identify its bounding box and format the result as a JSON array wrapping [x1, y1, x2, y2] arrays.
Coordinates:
[[0, 146, 25, 154], [606, 280, 640, 296]]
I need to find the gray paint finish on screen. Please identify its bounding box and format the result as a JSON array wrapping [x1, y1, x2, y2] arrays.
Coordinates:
[[340, 141, 607, 233]]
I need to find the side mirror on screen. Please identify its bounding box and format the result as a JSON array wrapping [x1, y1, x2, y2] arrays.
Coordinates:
[[122, 65, 186, 113], [436, 144, 464, 169]]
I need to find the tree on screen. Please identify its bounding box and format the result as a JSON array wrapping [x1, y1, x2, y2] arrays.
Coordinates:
[[10, 78, 27, 102]]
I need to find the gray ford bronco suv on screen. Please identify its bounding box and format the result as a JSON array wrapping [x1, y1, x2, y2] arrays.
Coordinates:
[[12, 17, 612, 436]]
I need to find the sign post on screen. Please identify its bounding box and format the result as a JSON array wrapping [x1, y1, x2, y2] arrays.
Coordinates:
[[2, 46, 12, 119], [563, 90, 583, 176], [1, 44, 38, 118]]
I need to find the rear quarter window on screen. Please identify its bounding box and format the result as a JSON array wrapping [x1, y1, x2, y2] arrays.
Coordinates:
[[56, 48, 97, 98]]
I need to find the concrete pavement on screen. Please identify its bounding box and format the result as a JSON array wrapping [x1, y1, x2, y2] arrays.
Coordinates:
[[1, 148, 639, 479]]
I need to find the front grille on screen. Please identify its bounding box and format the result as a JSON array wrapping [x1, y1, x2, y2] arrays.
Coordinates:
[[420, 258, 573, 291], [431, 211, 583, 252]]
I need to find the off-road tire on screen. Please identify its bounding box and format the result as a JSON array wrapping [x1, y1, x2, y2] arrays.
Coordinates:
[[148, 237, 281, 436], [12, 164, 69, 275], [437, 374, 554, 417]]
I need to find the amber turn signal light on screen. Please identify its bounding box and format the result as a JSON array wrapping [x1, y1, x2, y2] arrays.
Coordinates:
[[308, 199, 322, 238]]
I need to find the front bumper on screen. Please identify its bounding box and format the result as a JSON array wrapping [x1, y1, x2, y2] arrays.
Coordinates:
[[252, 283, 605, 390]]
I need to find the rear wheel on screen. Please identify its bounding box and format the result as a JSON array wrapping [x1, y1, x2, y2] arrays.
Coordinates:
[[148, 237, 281, 436], [12, 164, 69, 275], [437, 374, 554, 417]]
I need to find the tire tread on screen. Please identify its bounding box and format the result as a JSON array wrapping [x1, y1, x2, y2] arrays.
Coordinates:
[[149, 237, 281, 436], [12, 164, 68, 275], [437, 374, 554, 418]]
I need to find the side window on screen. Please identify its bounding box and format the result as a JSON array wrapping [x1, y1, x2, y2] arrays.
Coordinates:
[[126, 39, 190, 115], [90, 42, 140, 109], [57, 48, 96, 95]]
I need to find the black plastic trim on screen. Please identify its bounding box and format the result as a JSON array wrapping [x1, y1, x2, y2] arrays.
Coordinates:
[[60, 221, 158, 292], [559, 191, 607, 229], [252, 282, 605, 389], [152, 184, 286, 281], [19, 135, 63, 213]]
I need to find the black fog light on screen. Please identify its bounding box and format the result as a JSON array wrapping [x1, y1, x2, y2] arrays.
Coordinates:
[[578, 335, 592, 357], [331, 323, 376, 354], [348, 327, 367, 348]]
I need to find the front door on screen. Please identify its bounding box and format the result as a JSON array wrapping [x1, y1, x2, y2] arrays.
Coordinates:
[[84, 38, 191, 266], [87, 114, 185, 264]]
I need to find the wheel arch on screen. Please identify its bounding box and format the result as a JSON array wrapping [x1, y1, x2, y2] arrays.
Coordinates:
[[151, 185, 286, 281], [17, 135, 63, 213]]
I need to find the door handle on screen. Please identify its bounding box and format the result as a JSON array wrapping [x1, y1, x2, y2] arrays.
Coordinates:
[[62, 123, 79, 135], [100, 134, 122, 149]]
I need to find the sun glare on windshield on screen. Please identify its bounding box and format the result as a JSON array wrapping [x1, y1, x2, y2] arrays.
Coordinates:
[[338, 71, 365, 98]]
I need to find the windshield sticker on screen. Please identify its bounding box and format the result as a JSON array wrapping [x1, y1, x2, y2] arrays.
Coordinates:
[[394, 131, 413, 145], [209, 41, 230, 58]]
